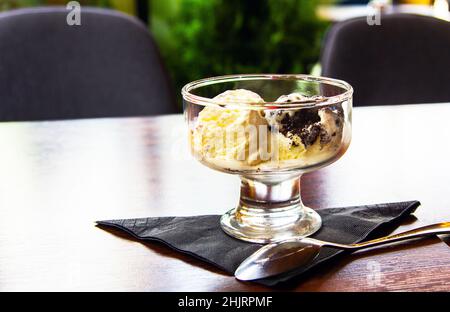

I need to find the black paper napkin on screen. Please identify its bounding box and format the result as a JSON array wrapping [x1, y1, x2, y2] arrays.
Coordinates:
[[97, 201, 420, 286]]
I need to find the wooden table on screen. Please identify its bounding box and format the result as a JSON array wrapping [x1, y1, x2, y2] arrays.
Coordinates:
[[0, 103, 449, 291]]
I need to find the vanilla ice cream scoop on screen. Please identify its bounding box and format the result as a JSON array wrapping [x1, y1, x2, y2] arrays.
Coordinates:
[[275, 92, 324, 103], [191, 89, 270, 167], [212, 89, 264, 104]]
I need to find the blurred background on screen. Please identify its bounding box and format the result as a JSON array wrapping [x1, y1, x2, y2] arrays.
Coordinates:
[[1, 0, 449, 108]]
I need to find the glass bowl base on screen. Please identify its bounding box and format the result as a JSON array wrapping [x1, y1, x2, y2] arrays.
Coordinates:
[[220, 207, 322, 243]]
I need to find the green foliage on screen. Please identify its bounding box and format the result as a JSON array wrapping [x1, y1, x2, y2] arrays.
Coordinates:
[[151, 0, 331, 101]]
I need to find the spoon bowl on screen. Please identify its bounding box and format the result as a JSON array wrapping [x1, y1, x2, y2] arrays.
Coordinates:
[[235, 240, 320, 281]]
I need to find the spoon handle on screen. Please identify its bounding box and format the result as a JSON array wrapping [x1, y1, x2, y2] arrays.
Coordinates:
[[344, 222, 450, 250]]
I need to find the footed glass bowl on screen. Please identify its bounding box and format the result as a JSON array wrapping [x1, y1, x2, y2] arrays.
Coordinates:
[[182, 74, 353, 243]]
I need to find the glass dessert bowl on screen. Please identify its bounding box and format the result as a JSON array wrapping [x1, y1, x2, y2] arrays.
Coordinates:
[[182, 74, 353, 243]]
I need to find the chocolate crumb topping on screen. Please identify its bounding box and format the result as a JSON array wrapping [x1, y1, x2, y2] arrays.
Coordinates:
[[265, 93, 345, 149], [319, 127, 332, 145], [278, 106, 343, 147], [279, 108, 320, 137], [299, 123, 322, 147]]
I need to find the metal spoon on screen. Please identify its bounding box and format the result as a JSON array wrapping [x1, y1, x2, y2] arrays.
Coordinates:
[[235, 222, 450, 281]]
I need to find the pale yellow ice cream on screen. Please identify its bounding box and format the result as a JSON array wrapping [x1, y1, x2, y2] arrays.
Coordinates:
[[191, 90, 343, 170], [275, 132, 306, 161], [191, 89, 270, 166]]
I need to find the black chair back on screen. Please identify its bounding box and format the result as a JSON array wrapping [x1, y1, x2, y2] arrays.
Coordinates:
[[321, 13, 450, 106], [0, 7, 177, 121]]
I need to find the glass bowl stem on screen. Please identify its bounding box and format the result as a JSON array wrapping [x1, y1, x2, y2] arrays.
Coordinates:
[[220, 175, 322, 243]]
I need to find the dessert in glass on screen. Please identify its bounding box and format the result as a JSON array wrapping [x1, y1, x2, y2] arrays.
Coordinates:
[[182, 75, 353, 243]]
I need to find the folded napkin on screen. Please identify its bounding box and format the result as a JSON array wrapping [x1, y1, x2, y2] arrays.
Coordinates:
[[97, 201, 420, 286]]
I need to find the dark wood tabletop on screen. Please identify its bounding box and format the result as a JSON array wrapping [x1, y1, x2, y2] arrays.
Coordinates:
[[0, 103, 449, 291]]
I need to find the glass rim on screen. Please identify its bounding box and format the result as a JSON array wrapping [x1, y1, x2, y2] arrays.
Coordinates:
[[181, 74, 353, 109]]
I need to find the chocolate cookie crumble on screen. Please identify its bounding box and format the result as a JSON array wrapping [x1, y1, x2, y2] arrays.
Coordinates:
[[264, 93, 345, 148]]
